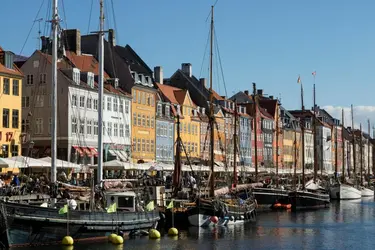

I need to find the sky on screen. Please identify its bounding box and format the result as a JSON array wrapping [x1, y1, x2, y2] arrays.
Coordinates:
[[1, 0, 375, 129]]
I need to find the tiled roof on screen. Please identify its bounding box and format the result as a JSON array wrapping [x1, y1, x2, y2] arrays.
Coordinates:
[[0, 46, 24, 77], [157, 83, 196, 107], [64, 51, 110, 78]]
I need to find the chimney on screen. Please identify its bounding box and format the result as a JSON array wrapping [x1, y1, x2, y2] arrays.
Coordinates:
[[154, 66, 163, 84], [257, 89, 263, 96], [199, 78, 207, 88], [269, 95, 273, 100], [244, 90, 249, 95], [181, 63, 192, 77], [63, 29, 81, 55], [108, 29, 116, 47]]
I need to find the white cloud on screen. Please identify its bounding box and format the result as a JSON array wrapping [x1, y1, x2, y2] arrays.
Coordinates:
[[322, 105, 375, 134]]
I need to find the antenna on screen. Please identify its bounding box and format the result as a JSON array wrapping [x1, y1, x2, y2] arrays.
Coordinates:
[[34, 18, 43, 49]]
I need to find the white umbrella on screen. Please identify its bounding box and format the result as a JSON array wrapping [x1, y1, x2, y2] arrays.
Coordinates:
[[0, 158, 26, 169], [9, 156, 49, 168], [39, 156, 81, 170]]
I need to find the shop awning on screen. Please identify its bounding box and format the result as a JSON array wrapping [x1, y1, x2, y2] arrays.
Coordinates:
[[116, 151, 127, 162], [89, 147, 98, 157], [108, 150, 117, 157], [72, 146, 84, 157], [83, 147, 92, 157]]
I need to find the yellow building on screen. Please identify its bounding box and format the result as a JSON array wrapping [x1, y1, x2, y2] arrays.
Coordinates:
[[0, 47, 23, 173], [131, 85, 157, 163], [157, 83, 200, 160]]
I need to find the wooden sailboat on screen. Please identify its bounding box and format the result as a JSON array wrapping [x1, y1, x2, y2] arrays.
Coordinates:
[[251, 83, 289, 209], [329, 109, 361, 200], [289, 79, 330, 211], [0, 1, 159, 247], [186, 6, 256, 227]]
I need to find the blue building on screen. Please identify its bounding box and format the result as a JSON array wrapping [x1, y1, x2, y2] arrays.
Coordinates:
[[155, 97, 174, 164]]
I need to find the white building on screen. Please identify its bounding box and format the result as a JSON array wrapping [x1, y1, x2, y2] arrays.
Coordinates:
[[317, 125, 332, 172]]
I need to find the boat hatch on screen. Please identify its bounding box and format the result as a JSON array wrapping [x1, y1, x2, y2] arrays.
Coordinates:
[[105, 191, 136, 212]]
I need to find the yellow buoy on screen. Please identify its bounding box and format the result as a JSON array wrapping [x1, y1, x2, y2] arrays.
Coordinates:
[[112, 235, 124, 244], [168, 227, 178, 236], [149, 229, 161, 239], [62, 236, 74, 246], [108, 233, 117, 242]]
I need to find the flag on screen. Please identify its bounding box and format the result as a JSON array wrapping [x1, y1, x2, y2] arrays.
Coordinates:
[[166, 200, 173, 209], [106, 203, 117, 213], [58, 204, 68, 215], [297, 75, 301, 84], [312, 71, 316, 76], [146, 201, 154, 211]]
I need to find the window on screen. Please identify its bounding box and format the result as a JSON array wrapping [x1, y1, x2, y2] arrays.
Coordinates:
[[142, 115, 145, 127], [22, 96, 30, 108], [138, 91, 141, 104], [93, 99, 98, 110], [133, 113, 137, 126], [137, 114, 141, 126], [141, 92, 145, 104], [87, 120, 92, 135], [157, 104, 162, 116], [79, 119, 85, 135], [35, 118, 43, 134], [94, 121, 98, 135], [151, 140, 154, 152], [87, 98, 92, 109], [132, 90, 136, 102], [80, 96, 85, 108], [133, 137, 137, 152], [2, 109, 9, 128], [169, 124, 173, 138], [125, 100, 129, 114], [188, 123, 191, 134], [73, 68, 80, 84], [146, 139, 150, 152], [119, 100, 123, 113], [72, 117, 77, 134], [11, 145, 18, 157], [146, 93, 150, 106], [107, 122, 112, 136], [165, 105, 170, 117], [3, 78, 9, 94], [113, 98, 118, 112], [34, 95, 44, 107], [151, 116, 154, 128], [102, 97, 105, 110], [114, 123, 118, 137], [48, 118, 52, 134], [147, 115, 150, 127], [72, 95, 77, 106], [125, 124, 130, 137], [27, 75, 34, 85], [142, 139, 145, 151], [119, 124, 124, 137], [137, 139, 141, 152], [39, 73, 46, 84], [22, 119, 30, 133], [150, 95, 154, 107], [107, 97, 112, 111], [12, 80, 19, 96], [12, 110, 19, 128]]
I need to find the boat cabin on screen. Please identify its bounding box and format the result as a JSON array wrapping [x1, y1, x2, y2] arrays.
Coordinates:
[[105, 191, 136, 212]]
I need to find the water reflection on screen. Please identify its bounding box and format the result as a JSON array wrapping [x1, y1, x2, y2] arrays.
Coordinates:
[[20, 199, 375, 250]]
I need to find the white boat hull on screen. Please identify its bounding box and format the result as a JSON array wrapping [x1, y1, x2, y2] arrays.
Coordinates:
[[188, 213, 254, 227], [361, 187, 373, 197], [330, 184, 361, 200]]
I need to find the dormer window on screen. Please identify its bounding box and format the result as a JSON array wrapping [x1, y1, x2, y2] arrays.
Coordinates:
[[87, 72, 94, 88], [1, 51, 14, 69], [73, 68, 80, 85], [108, 78, 119, 88], [165, 104, 170, 117], [157, 103, 162, 116], [138, 74, 144, 84], [131, 72, 136, 80]]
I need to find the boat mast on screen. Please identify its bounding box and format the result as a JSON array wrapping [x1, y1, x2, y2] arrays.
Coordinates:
[[313, 83, 317, 183], [253, 83, 258, 182], [293, 128, 297, 190], [300, 78, 305, 189], [275, 104, 279, 188], [341, 109, 345, 183], [97, 0, 105, 184], [360, 123, 363, 186], [51, 0, 58, 184], [351, 104, 356, 184], [334, 125, 338, 179], [233, 101, 238, 188], [173, 113, 182, 196], [208, 5, 215, 197], [368, 119, 371, 176]]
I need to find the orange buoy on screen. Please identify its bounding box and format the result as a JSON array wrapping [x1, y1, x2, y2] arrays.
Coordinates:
[[286, 204, 292, 209], [274, 203, 282, 208]]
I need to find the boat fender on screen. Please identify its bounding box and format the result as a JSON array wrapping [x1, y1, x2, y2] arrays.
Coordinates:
[[149, 229, 161, 239], [62, 236, 74, 246], [210, 216, 219, 224], [240, 215, 244, 221], [112, 235, 124, 244], [108, 233, 117, 242], [168, 227, 179, 236]]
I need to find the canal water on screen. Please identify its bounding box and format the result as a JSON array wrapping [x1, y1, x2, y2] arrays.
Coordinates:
[[24, 198, 375, 250]]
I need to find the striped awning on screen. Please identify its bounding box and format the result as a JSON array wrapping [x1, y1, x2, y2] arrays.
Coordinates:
[[72, 146, 84, 157], [83, 147, 92, 157], [89, 147, 98, 157]]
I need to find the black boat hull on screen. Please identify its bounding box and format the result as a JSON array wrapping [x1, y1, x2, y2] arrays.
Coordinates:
[[0, 201, 159, 248], [252, 188, 290, 206], [289, 190, 330, 211]]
